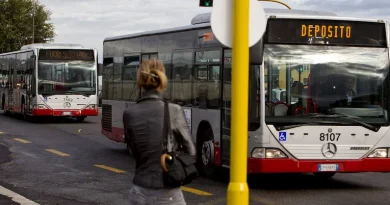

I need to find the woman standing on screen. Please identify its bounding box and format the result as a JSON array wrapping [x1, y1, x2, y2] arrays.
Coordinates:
[[123, 59, 196, 205]]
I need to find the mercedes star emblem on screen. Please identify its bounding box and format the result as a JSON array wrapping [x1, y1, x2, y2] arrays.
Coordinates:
[[63, 102, 71, 108], [321, 143, 337, 158]]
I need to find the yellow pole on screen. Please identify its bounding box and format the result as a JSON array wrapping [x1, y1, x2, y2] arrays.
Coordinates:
[[227, 0, 250, 204]]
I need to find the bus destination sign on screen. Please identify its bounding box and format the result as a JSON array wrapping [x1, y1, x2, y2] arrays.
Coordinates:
[[39, 49, 94, 61], [266, 19, 387, 47], [301, 24, 351, 39]]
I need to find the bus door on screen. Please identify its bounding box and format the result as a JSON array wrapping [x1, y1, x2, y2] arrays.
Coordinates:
[[25, 56, 35, 113], [13, 67, 23, 113], [9, 63, 16, 112], [1, 68, 9, 110]]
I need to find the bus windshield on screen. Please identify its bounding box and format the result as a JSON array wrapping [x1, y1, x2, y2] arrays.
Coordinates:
[[264, 44, 390, 126], [38, 60, 96, 96]]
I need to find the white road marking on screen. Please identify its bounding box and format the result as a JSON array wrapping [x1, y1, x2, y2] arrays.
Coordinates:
[[0, 185, 40, 205]]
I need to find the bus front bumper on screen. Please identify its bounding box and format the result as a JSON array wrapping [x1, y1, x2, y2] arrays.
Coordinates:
[[248, 158, 390, 173], [32, 108, 99, 117]]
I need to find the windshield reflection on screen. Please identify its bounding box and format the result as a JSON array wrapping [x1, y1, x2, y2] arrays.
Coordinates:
[[264, 44, 390, 126], [38, 60, 96, 96]]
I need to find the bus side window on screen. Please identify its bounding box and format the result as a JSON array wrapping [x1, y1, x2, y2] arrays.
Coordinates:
[[103, 57, 113, 100], [193, 50, 221, 109], [172, 52, 193, 106]]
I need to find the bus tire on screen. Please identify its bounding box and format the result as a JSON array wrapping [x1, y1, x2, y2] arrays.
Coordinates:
[[197, 128, 216, 177], [313, 172, 336, 179]]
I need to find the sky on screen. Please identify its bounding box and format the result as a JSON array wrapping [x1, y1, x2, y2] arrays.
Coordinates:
[[38, 0, 390, 63]]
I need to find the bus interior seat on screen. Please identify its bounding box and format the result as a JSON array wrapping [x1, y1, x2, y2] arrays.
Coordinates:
[[265, 101, 274, 116], [274, 103, 289, 116]]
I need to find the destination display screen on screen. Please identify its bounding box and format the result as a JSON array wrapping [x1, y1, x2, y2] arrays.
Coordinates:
[[266, 19, 387, 47], [39, 49, 95, 61]]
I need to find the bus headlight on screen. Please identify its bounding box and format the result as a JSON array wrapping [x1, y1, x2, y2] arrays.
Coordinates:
[[388, 149, 390, 157], [85, 104, 96, 109], [252, 148, 265, 158], [33, 104, 48, 109], [368, 148, 388, 158], [251, 148, 287, 159]]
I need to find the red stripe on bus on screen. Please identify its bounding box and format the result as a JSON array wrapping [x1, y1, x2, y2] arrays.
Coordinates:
[[102, 127, 125, 143], [32, 108, 98, 116], [248, 158, 390, 173]]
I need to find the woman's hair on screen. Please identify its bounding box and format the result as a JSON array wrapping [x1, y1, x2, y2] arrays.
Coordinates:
[[136, 59, 167, 91]]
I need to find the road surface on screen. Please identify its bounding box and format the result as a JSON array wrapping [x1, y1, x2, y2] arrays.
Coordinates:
[[0, 111, 389, 204]]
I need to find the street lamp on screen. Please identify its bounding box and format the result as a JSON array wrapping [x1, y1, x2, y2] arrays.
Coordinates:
[[32, 0, 37, 44]]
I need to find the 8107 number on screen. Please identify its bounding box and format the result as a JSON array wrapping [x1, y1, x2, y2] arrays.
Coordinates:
[[320, 133, 340, 141]]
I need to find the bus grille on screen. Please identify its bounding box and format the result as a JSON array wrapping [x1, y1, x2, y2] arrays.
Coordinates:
[[102, 104, 112, 132]]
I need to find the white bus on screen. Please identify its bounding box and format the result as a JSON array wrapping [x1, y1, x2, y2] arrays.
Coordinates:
[[101, 9, 390, 178], [0, 43, 99, 122]]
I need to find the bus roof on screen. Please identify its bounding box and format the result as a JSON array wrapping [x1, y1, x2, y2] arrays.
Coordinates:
[[20, 43, 84, 50], [190, 9, 337, 25], [104, 8, 385, 42], [0, 43, 93, 56]]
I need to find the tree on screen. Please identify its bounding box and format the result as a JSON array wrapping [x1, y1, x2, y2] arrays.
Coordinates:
[[0, 0, 56, 53]]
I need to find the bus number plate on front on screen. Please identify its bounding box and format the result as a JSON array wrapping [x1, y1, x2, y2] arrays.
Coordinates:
[[63, 112, 71, 116], [318, 164, 339, 172], [320, 132, 341, 141]]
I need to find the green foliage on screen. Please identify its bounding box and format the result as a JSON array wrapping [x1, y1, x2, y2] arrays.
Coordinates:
[[0, 0, 56, 53]]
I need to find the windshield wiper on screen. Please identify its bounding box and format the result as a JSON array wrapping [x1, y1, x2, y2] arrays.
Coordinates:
[[304, 113, 378, 132], [276, 113, 379, 131], [64, 91, 90, 97], [331, 113, 379, 132], [276, 121, 343, 131]]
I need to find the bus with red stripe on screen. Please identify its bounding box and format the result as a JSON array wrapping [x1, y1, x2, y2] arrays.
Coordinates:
[[0, 43, 99, 122], [101, 9, 390, 178]]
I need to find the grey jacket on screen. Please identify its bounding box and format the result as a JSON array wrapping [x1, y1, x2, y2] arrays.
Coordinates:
[[123, 90, 196, 188]]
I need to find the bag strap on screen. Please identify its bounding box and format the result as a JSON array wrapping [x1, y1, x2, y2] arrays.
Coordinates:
[[162, 101, 173, 153]]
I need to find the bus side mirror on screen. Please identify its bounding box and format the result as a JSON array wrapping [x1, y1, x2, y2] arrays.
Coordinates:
[[30, 55, 36, 59]]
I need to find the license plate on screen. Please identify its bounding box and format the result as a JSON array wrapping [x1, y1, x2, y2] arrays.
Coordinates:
[[318, 164, 339, 172], [62, 112, 72, 116]]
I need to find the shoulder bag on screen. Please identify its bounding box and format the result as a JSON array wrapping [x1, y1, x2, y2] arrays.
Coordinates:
[[160, 101, 198, 187]]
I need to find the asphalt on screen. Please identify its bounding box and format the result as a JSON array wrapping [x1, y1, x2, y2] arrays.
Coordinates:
[[0, 194, 17, 205], [0, 111, 389, 205]]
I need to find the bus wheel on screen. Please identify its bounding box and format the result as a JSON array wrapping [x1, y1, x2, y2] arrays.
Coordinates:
[[199, 138, 216, 177], [313, 172, 336, 179]]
